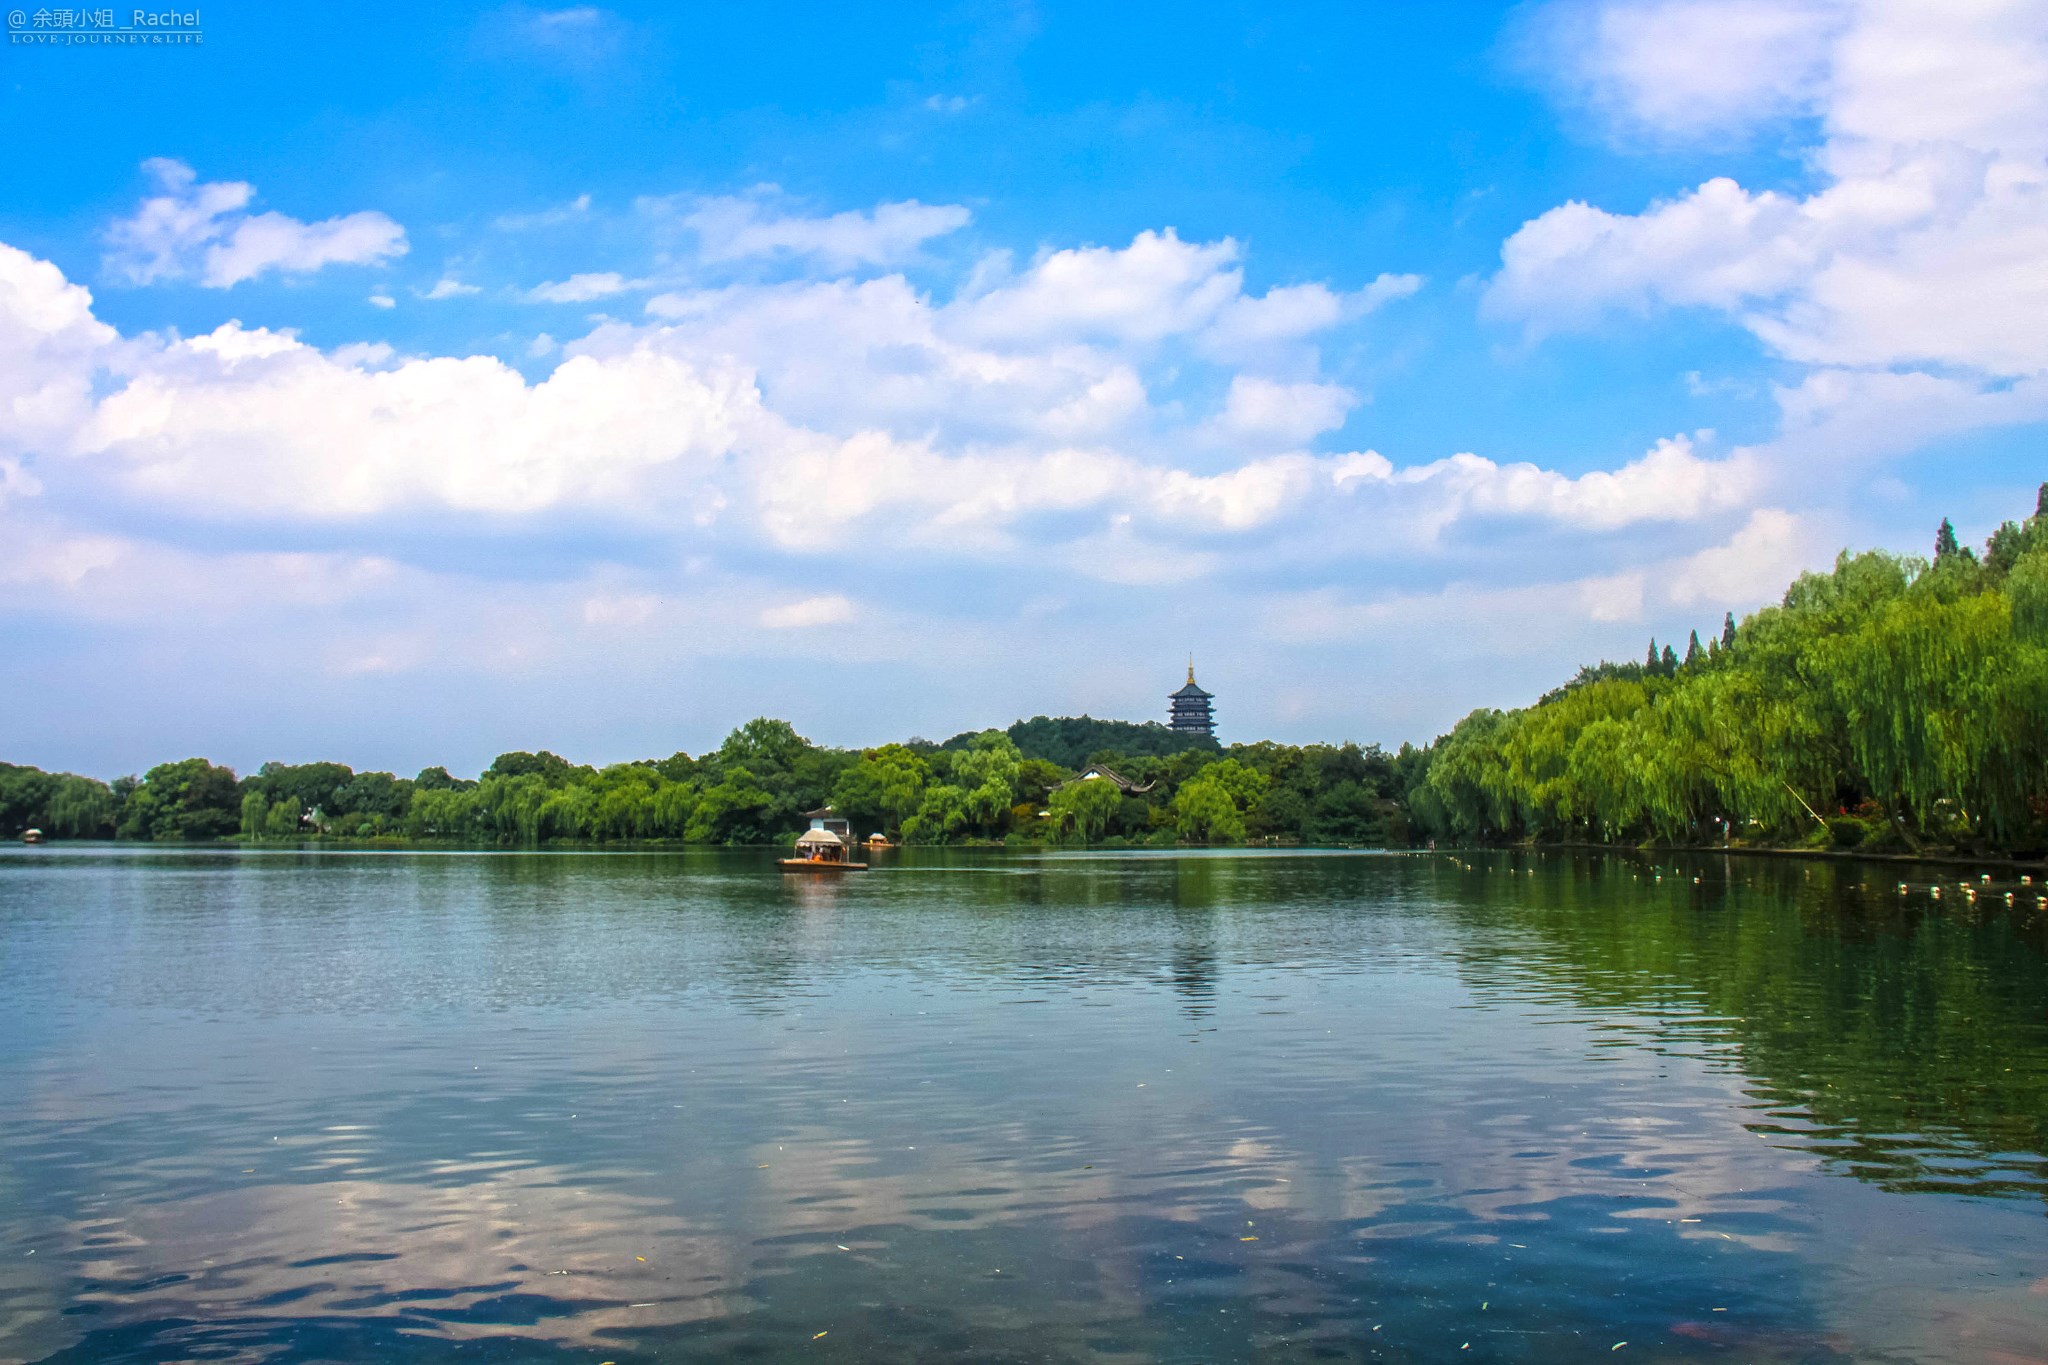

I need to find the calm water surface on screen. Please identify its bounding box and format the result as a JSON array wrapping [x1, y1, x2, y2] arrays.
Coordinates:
[[2, 846, 2045, 1363]]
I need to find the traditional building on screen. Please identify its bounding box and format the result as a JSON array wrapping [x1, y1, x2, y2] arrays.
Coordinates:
[[1168, 661, 1216, 738], [1063, 763, 1156, 794], [801, 805, 855, 845]]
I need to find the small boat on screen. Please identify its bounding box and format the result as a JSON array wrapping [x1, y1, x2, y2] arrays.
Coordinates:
[[21, 828, 44, 845], [778, 826, 868, 872], [865, 832, 894, 849]]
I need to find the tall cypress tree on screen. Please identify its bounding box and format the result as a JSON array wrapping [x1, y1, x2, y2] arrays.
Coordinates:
[[1722, 611, 1736, 649], [1660, 644, 1678, 674], [2037, 481, 2047, 520], [1685, 629, 1703, 667], [1645, 639, 1659, 672], [1935, 517, 1961, 561]]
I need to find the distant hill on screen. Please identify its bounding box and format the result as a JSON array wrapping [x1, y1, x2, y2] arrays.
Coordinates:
[[941, 715, 1221, 769]]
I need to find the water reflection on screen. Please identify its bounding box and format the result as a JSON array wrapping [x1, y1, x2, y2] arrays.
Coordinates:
[[1434, 851, 2048, 1202], [0, 846, 2044, 1362]]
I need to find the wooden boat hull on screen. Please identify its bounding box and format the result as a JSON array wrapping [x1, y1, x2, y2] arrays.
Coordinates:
[[778, 859, 869, 872]]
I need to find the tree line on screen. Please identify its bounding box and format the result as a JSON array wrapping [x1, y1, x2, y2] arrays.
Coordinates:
[[0, 715, 1410, 848], [7, 487, 2042, 855], [1406, 485, 2048, 855]]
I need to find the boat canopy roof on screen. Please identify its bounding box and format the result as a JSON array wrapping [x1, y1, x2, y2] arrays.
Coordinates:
[[795, 828, 845, 848]]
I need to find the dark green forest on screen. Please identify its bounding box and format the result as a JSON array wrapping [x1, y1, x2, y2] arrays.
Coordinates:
[[4, 487, 2043, 855]]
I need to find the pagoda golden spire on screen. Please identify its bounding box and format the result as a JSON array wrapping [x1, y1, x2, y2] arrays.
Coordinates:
[[1188, 653, 1196, 684]]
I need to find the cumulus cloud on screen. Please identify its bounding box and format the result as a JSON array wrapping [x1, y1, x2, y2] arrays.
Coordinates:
[[2, 226, 1716, 568], [670, 188, 972, 269], [953, 229, 1245, 344], [1211, 376, 1357, 446], [423, 277, 481, 299], [1328, 435, 1757, 538], [1493, 0, 2048, 383], [1525, 0, 1844, 142], [1486, 0, 2048, 542], [0, 213, 1776, 759], [76, 321, 755, 519], [103, 159, 407, 289]]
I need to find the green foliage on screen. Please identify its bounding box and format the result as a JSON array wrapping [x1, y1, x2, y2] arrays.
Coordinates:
[[0, 762, 118, 838], [996, 714, 1218, 768], [1411, 489, 2048, 854], [240, 790, 268, 838], [1172, 774, 1247, 841], [830, 743, 930, 836], [1047, 775, 1122, 841], [117, 758, 242, 841], [953, 730, 1023, 835]]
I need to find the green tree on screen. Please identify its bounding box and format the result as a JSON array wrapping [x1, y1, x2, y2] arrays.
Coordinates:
[[686, 765, 776, 844], [240, 790, 269, 838], [1047, 775, 1122, 842], [264, 798, 303, 838], [118, 758, 241, 841], [830, 744, 930, 835], [952, 731, 1023, 835], [902, 783, 970, 843], [1172, 775, 1246, 842]]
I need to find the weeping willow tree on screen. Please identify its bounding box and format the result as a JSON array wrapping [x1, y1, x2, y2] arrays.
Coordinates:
[[1410, 487, 2048, 853]]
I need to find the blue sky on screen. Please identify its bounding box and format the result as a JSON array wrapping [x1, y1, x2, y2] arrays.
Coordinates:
[[3, 0, 2045, 777]]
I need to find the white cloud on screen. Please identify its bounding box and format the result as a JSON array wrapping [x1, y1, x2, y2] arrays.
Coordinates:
[[1265, 506, 1815, 651], [0, 219, 1780, 764], [103, 158, 407, 289], [74, 322, 755, 519], [1201, 273, 1422, 358], [1664, 507, 1814, 606], [1211, 376, 1357, 446], [423, 277, 481, 300], [0, 230, 1728, 567], [1329, 434, 1758, 537], [528, 271, 634, 303], [1494, 1, 2048, 383], [672, 188, 972, 269], [1149, 457, 1322, 533], [1529, 0, 1844, 141], [953, 229, 1244, 344], [760, 594, 855, 629], [368, 292, 396, 309]]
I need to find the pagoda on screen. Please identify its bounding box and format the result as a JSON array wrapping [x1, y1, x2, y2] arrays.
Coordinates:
[[1168, 660, 1216, 738]]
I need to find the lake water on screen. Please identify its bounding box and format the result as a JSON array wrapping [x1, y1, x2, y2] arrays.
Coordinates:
[[2, 846, 2045, 1363]]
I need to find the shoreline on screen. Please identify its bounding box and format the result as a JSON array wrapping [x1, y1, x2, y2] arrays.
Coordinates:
[[1484, 840, 2048, 874], [16, 835, 2048, 873]]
